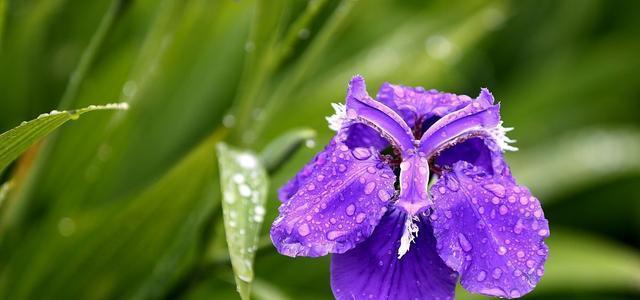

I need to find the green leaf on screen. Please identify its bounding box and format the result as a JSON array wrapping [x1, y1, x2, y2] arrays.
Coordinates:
[[0, 130, 223, 299], [216, 143, 269, 300], [259, 128, 316, 174], [0, 103, 128, 173]]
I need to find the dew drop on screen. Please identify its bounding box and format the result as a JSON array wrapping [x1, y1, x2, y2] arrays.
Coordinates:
[[352, 148, 372, 160], [355, 213, 366, 224], [444, 210, 453, 219], [446, 178, 459, 191], [377, 190, 391, 202], [438, 186, 446, 194], [519, 196, 529, 205], [346, 204, 356, 216], [458, 233, 473, 252], [508, 195, 516, 203], [298, 223, 310, 236], [516, 250, 525, 258], [307, 183, 316, 191], [483, 183, 506, 197], [364, 181, 376, 195], [317, 174, 325, 182], [476, 271, 487, 282], [238, 184, 252, 197], [499, 205, 508, 215], [538, 229, 549, 236], [327, 230, 344, 240], [491, 197, 500, 205], [497, 246, 507, 255], [510, 289, 521, 298], [534, 209, 543, 218], [526, 260, 535, 268], [492, 267, 503, 279], [367, 166, 377, 174], [338, 164, 347, 173]]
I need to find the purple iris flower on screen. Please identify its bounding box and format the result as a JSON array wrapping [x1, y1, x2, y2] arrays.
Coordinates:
[[271, 75, 549, 299]]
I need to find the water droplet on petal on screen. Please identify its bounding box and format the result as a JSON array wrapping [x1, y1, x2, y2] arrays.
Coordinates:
[[526, 260, 535, 268], [492, 267, 503, 279], [483, 183, 505, 197], [458, 233, 473, 252], [346, 204, 356, 216], [476, 271, 487, 282], [438, 186, 446, 194], [364, 181, 376, 195], [538, 229, 549, 236], [352, 148, 372, 160], [497, 246, 507, 255], [355, 213, 366, 224], [519, 196, 529, 205], [516, 250, 525, 258], [307, 183, 316, 191], [367, 166, 376, 174], [298, 223, 310, 236], [444, 210, 453, 219], [499, 205, 508, 215], [338, 164, 347, 173], [510, 289, 521, 298], [327, 230, 344, 240], [377, 190, 391, 202]]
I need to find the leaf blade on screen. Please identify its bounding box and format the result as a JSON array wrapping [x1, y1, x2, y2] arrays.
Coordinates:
[[0, 103, 129, 173], [217, 143, 269, 300]]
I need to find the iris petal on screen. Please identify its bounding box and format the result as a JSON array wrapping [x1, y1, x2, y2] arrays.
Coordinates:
[[271, 135, 396, 257], [429, 160, 549, 299], [331, 208, 457, 300], [345, 76, 415, 154], [376, 82, 471, 129]]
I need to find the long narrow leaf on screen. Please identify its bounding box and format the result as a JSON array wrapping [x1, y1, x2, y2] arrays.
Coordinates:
[[0, 103, 128, 173], [217, 143, 269, 300]]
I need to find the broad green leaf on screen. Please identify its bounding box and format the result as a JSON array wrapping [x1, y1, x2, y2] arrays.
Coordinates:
[[217, 143, 269, 300], [259, 128, 316, 173], [0, 103, 128, 173], [0, 130, 223, 299]]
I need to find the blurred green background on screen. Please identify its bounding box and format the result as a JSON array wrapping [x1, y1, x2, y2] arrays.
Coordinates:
[[1, 0, 639, 299]]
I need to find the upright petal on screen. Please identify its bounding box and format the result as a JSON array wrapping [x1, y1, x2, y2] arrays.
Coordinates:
[[331, 208, 457, 300], [429, 161, 549, 299], [376, 83, 471, 129], [345, 76, 416, 154], [271, 137, 396, 257]]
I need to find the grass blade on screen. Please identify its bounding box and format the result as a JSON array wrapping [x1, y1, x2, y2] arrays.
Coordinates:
[[217, 143, 269, 300], [0, 103, 128, 173]]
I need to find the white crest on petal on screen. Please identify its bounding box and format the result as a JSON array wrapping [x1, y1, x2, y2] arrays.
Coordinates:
[[398, 215, 420, 259], [489, 121, 518, 152], [326, 103, 348, 131]]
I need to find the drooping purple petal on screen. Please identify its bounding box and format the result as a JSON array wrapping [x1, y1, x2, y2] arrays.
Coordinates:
[[279, 124, 388, 203], [345, 76, 415, 154], [376, 83, 471, 129], [429, 161, 549, 299], [396, 154, 431, 215], [271, 136, 396, 257], [331, 208, 457, 300]]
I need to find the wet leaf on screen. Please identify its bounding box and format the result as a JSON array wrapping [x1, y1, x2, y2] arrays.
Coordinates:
[[217, 143, 269, 300], [0, 103, 128, 173]]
